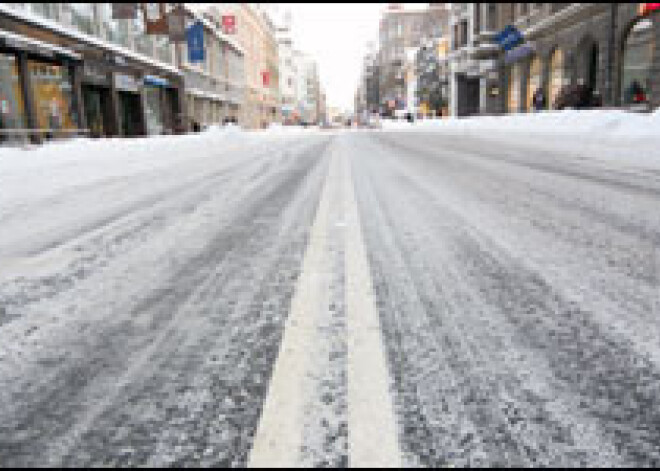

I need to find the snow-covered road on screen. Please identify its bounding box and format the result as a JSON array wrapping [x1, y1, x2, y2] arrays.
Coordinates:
[[1, 127, 660, 466]]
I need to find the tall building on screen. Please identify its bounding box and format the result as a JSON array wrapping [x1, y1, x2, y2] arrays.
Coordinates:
[[378, 3, 449, 116], [293, 49, 320, 124], [205, 4, 280, 129], [178, 6, 245, 129], [274, 11, 297, 124]]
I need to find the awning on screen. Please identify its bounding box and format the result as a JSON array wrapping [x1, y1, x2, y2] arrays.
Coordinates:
[[0, 29, 81, 61]]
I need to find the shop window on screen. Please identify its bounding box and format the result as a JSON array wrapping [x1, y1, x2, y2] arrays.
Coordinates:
[[28, 60, 78, 135], [144, 86, 164, 135], [0, 53, 27, 142], [526, 56, 542, 111], [508, 63, 521, 112], [549, 48, 564, 109], [621, 18, 654, 106]]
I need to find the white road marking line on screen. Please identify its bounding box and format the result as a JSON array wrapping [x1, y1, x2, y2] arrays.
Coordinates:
[[249, 138, 402, 467], [341, 143, 403, 468], [247, 145, 336, 468]]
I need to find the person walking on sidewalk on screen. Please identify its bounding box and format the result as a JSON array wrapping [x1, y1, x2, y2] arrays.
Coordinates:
[[533, 87, 546, 112]]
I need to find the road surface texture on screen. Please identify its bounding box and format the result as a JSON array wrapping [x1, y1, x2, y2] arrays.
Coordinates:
[[1, 129, 659, 467]]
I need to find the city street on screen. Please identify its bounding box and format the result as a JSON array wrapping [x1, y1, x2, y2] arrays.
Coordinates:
[[1, 129, 660, 467]]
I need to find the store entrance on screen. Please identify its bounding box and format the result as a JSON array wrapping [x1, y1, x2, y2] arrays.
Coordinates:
[[118, 91, 143, 137], [82, 85, 112, 138]]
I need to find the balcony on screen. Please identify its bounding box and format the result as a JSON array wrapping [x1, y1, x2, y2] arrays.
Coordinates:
[[469, 40, 500, 60]]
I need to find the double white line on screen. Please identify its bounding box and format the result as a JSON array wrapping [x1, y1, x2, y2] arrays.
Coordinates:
[[248, 138, 402, 468]]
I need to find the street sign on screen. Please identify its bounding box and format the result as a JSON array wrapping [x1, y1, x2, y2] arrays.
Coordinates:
[[143, 3, 168, 35], [494, 25, 523, 52], [640, 3, 660, 15], [112, 3, 137, 20], [222, 15, 236, 34], [186, 21, 205, 63]]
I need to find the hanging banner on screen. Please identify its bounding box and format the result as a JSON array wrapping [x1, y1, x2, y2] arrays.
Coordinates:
[[222, 15, 236, 34], [167, 6, 187, 42], [112, 3, 137, 20], [143, 3, 168, 35], [186, 20, 205, 63], [262, 70, 270, 87], [640, 3, 660, 15]]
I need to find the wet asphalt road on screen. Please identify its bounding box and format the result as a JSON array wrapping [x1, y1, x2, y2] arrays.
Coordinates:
[[1, 130, 660, 467]]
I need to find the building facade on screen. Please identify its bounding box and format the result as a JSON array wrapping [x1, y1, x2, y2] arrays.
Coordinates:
[[0, 3, 185, 143], [497, 3, 660, 113], [207, 4, 279, 129], [276, 24, 297, 124], [448, 3, 660, 116], [378, 4, 449, 116], [178, 7, 244, 129]]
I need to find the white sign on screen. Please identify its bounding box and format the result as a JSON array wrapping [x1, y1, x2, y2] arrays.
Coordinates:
[[145, 3, 161, 22], [114, 73, 141, 92]]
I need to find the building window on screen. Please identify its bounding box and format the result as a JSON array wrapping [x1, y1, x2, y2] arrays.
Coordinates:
[[621, 18, 654, 105], [460, 20, 468, 47], [144, 85, 164, 135], [487, 4, 498, 31]]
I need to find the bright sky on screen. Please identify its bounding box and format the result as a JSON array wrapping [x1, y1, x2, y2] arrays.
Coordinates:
[[280, 3, 385, 112]]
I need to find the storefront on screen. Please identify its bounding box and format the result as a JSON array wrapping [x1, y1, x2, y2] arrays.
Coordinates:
[[143, 75, 178, 135], [27, 59, 78, 136], [0, 51, 26, 143], [0, 27, 84, 143], [81, 61, 113, 138], [621, 15, 655, 107], [114, 72, 144, 138]]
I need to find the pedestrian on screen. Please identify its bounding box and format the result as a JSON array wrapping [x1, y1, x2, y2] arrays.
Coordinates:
[[533, 87, 546, 112]]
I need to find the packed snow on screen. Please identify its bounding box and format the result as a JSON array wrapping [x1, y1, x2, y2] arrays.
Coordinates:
[[379, 110, 660, 168]]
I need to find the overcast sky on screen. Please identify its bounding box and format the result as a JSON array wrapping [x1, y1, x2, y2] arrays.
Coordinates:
[[279, 3, 385, 112]]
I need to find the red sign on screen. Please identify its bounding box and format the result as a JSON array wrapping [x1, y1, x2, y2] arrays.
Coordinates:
[[222, 15, 236, 34], [640, 3, 660, 15], [262, 71, 270, 87]]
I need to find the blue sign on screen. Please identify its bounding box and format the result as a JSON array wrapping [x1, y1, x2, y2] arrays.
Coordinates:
[[143, 75, 169, 87], [186, 21, 205, 63], [494, 25, 523, 52]]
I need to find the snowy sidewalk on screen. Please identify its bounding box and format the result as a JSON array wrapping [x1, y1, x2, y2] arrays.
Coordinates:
[[379, 109, 660, 169]]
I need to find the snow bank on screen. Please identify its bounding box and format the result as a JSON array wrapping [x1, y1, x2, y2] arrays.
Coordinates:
[[380, 110, 660, 168]]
